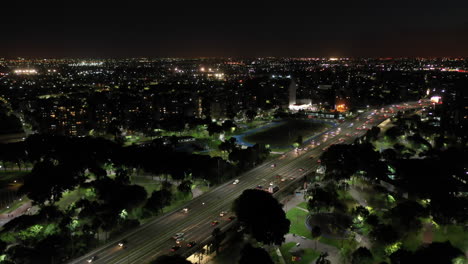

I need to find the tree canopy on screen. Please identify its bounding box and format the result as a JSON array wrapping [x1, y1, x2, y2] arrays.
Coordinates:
[[232, 189, 290, 245]]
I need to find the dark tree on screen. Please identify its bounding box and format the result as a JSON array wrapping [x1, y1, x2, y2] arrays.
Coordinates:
[[232, 189, 290, 245], [207, 122, 223, 136], [245, 109, 257, 121], [0, 239, 7, 253], [151, 254, 192, 264], [351, 247, 373, 264], [311, 225, 322, 250], [390, 242, 463, 264], [370, 224, 399, 245], [6, 245, 40, 264], [315, 252, 331, 264], [221, 120, 237, 132], [385, 201, 428, 232], [307, 185, 340, 213], [295, 135, 303, 145], [239, 243, 274, 264], [413, 242, 464, 264], [177, 180, 193, 196], [20, 161, 86, 204], [145, 189, 172, 214]]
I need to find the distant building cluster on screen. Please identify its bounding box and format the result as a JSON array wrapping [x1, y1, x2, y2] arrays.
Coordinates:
[[0, 57, 466, 137]]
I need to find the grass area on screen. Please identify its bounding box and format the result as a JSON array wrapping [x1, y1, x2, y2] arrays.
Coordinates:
[[433, 225, 468, 252], [57, 189, 84, 210], [280, 242, 321, 264], [140, 182, 161, 196], [0, 197, 28, 214], [296, 202, 308, 210], [192, 180, 210, 193], [0, 171, 28, 187], [318, 236, 345, 249], [243, 120, 329, 147], [286, 208, 312, 239], [161, 192, 192, 214]]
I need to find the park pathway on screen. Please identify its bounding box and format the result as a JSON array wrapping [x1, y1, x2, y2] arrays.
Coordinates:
[[0, 200, 37, 227], [284, 234, 340, 264]]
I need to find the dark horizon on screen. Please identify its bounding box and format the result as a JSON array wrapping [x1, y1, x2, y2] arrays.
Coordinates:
[[2, 1, 468, 58]]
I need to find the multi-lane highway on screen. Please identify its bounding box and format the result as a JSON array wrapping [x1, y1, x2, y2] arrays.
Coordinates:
[[69, 101, 430, 264]]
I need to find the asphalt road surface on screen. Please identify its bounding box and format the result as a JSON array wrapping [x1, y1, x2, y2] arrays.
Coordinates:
[[69, 101, 430, 264]]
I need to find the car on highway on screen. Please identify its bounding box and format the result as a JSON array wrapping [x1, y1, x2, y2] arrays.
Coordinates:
[[228, 216, 236, 221], [211, 221, 219, 226], [256, 185, 263, 190], [182, 208, 189, 213], [187, 241, 197, 248], [171, 245, 181, 252], [87, 256, 97, 263], [298, 168, 304, 172], [270, 163, 276, 168], [118, 241, 126, 248], [317, 159, 321, 163], [172, 233, 185, 240], [233, 179, 239, 184], [220, 211, 228, 216], [176, 237, 185, 244]]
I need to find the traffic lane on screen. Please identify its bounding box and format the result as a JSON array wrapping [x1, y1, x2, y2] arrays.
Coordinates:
[[82, 142, 348, 264]]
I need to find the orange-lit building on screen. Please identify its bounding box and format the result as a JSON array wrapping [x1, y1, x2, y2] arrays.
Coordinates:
[[335, 98, 349, 112]]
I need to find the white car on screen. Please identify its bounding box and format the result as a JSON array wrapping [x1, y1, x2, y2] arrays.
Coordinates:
[[182, 208, 189, 213], [233, 179, 239, 184], [173, 233, 185, 239], [220, 211, 228, 216]]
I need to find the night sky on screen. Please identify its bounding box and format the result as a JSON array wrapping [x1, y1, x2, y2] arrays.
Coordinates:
[[2, 1, 468, 58]]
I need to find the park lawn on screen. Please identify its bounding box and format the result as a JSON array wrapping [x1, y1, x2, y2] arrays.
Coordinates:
[[433, 225, 468, 252], [318, 236, 344, 249], [161, 192, 193, 214], [135, 180, 161, 196], [296, 202, 308, 210], [0, 171, 28, 187], [57, 189, 84, 210], [192, 180, 210, 193], [244, 120, 329, 147], [286, 208, 312, 239], [280, 242, 321, 264]]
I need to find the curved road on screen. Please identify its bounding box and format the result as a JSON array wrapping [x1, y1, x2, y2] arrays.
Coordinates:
[[69, 101, 430, 264]]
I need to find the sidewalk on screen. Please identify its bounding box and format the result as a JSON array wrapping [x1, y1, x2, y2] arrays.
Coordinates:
[[0, 200, 34, 227], [281, 193, 306, 212]]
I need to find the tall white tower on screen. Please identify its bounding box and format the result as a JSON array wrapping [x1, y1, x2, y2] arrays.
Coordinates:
[[289, 79, 297, 106]]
